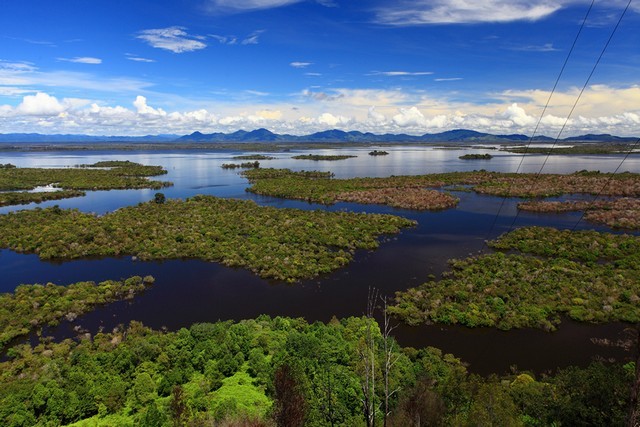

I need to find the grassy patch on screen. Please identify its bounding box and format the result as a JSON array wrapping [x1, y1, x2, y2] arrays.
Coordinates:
[[389, 227, 640, 330], [0, 196, 415, 282]]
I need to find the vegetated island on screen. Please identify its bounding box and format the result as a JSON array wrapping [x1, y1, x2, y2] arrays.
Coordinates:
[[0, 196, 415, 282], [518, 197, 640, 230], [389, 226, 640, 331], [502, 143, 639, 155], [459, 153, 493, 160], [0, 313, 632, 426], [244, 168, 460, 210], [0, 275, 154, 348], [221, 161, 260, 169], [291, 154, 357, 161], [231, 154, 275, 160], [243, 168, 640, 210], [369, 150, 389, 156], [0, 161, 172, 207]]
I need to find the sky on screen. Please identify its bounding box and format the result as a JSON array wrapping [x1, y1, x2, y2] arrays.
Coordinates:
[[1, 0, 639, 137]]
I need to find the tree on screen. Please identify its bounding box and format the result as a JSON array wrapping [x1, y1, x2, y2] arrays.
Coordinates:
[[273, 363, 306, 427], [359, 287, 379, 427], [154, 192, 166, 204]]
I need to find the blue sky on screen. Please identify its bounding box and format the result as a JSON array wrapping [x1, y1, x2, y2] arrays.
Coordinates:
[[1, 0, 639, 136]]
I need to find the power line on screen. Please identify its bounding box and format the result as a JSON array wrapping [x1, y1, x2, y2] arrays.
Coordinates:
[[481, 0, 595, 247], [501, 0, 633, 236]]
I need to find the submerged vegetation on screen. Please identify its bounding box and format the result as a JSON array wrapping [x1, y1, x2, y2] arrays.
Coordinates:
[[0, 314, 633, 426], [0, 196, 415, 282], [389, 227, 640, 330], [291, 154, 357, 161], [0, 276, 153, 348], [459, 153, 493, 160], [0, 161, 171, 206], [519, 197, 640, 229]]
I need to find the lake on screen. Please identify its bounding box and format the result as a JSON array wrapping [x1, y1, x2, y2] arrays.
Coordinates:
[[1, 145, 639, 374]]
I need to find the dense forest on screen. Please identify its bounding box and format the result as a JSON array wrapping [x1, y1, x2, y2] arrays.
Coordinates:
[[0, 307, 634, 426]]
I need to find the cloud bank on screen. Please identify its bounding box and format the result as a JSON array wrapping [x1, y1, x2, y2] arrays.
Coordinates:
[[1, 85, 638, 137]]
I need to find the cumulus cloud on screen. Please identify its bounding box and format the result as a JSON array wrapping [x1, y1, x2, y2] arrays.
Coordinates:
[[376, 0, 564, 25], [137, 27, 207, 53], [58, 57, 102, 64], [1, 88, 639, 137], [16, 92, 66, 116]]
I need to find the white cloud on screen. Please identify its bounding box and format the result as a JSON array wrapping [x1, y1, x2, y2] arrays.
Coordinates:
[[393, 106, 426, 127], [16, 92, 66, 116], [376, 0, 564, 25], [125, 54, 156, 63], [137, 27, 207, 53], [58, 57, 102, 64], [1, 87, 639, 137], [434, 77, 463, 82], [205, 0, 303, 13], [210, 34, 238, 45], [290, 62, 312, 68], [241, 31, 264, 45], [370, 71, 433, 76], [510, 43, 559, 52]]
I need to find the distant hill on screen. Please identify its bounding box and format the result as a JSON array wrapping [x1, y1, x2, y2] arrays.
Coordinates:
[[0, 133, 178, 143], [177, 128, 631, 143], [0, 129, 636, 144]]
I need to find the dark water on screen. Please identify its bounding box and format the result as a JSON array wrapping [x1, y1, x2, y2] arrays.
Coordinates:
[[1, 146, 639, 374]]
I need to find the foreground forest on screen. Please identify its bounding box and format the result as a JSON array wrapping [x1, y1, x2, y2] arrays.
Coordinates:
[[0, 306, 634, 426]]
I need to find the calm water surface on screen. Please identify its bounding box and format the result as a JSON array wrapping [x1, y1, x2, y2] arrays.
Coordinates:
[[1, 146, 639, 374]]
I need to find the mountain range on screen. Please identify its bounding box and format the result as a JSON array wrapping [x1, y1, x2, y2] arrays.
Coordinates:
[[0, 128, 637, 144]]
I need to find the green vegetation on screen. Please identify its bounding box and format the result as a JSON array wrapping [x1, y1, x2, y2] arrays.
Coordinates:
[[0, 314, 633, 426], [221, 161, 260, 169], [503, 143, 638, 155], [0, 276, 153, 348], [459, 153, 493, 160], [291, 154, 357, 161], [0, 196, 415, 282], [0, 161, 171, 207], [519, 197, 640, 229], [244, 169, 640, 209], [232, 155, 275, 160], [0, 189, 85, 207], [389, 227, 640, 330], [368, 150, 389, 156], [244, 168, 460, 210]]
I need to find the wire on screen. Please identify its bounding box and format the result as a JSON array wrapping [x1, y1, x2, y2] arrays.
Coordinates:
[[481, 0, 595, 248], [502, 0, 633, 235]]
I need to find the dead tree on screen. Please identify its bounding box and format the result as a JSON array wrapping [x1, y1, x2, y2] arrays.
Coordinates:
[[381, 296, 400, 427], [360, 287, 379, 427], [627, 326, 640, 427]]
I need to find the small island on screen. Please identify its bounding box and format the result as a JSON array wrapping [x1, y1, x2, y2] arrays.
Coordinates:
[[291, 154, 357, 161], [459, 153, 493, 160], [221, 161, 260, 169], [232, 154, 275, 160], [369, 150, 389, 156]]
